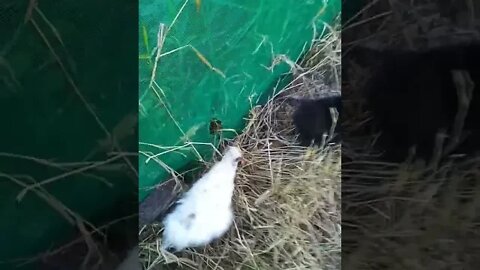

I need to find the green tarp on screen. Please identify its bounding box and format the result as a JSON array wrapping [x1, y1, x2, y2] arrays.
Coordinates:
[[139, 0, 340, 201], [0, 0, 340, 267], [0, 0, 137, 268]]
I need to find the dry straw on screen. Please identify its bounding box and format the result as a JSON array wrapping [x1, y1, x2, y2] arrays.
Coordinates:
[[139, 17, 341, 270], [342, 1, 480, 269]]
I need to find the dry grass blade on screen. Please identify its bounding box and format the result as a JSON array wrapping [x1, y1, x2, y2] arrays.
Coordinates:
[[342, 1, 480, 269], [29, 9, 138, 178], [140, 18, 341, 270], [0, 173, 107, 268], [17, 153, 127, 200]]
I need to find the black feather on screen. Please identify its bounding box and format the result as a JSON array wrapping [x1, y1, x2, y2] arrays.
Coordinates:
[[290, 95, 342, 146]]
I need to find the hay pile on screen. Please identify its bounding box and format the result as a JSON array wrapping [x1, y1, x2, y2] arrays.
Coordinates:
[[139, 20, 341, 270], [343, 1, 480, 269]]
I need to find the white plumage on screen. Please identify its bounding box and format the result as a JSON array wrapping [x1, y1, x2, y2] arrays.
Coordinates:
[[161, 146, 243, 252]]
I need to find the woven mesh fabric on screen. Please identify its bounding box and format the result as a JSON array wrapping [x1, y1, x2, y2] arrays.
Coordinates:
[[0, 0, 340, 265], [138, 0, 340, 201], [0, 0, 137, 266]]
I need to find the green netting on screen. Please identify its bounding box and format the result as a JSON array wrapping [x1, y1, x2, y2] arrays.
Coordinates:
[[0, 0, 342, 267], [0, 0, 137, 268], [139, 0, 340, 201]]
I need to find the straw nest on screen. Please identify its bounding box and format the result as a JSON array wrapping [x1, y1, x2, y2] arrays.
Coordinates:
[[343, 1, 480, 269], [139, 19, 341, 270]]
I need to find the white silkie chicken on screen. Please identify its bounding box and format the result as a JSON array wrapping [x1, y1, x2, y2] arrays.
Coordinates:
[[161, 146, 243, 252]]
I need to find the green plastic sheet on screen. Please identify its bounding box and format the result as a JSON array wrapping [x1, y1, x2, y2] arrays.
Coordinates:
[[0, 0, 137, 267], [139, 0, 340, 201]]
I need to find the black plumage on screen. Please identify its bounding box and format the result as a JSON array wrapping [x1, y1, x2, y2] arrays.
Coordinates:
[[289, 95, 342, 146]]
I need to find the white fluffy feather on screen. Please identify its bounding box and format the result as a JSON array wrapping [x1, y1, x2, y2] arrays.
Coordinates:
[[161, 146, 243, 252]]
